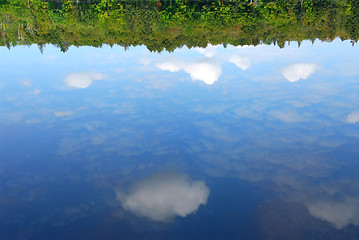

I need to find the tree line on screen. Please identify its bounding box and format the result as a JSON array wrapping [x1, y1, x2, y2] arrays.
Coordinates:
[[0, 0, 358, 52]]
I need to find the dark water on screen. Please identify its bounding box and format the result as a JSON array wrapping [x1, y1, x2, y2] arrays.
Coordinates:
[[1, 39, 359, 239]]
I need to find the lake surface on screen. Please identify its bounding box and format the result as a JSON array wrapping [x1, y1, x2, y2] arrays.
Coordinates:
[[1, 1, 359, 239]]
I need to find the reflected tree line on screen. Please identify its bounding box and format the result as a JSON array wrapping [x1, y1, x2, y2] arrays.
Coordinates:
[[0, 0, 358, 52]]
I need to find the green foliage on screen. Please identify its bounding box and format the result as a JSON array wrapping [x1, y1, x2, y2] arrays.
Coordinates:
[[0, 0, 357, 52]]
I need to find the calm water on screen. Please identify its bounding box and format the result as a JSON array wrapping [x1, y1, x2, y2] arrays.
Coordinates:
[[1, 38, 359, 239]]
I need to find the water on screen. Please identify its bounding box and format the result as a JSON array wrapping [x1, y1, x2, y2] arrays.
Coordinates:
[[1, 1, 359, 239]]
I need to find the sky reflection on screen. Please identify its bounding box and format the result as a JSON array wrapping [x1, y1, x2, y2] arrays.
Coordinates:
[[1, 39, 359, 239], [116, 172, 210, 222]]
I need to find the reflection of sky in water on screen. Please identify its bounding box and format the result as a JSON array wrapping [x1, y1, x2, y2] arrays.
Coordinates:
[[1, 39, 359, 239], [116, 172, 210, 222]]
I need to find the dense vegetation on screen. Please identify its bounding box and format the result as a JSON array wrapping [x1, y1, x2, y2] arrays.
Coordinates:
[[0, 0, 358, 52]]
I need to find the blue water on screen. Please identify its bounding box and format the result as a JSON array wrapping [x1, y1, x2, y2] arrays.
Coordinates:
[[1, 40, 359, 239]]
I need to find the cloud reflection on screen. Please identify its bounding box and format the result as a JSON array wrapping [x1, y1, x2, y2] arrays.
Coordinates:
[[64, 72, 107, 89], [194, 44, 219, 58], [116, 172, 210, 222], [156, 58, 222, 85], [282, 63, 319, 82], [156, 59, 182, 73], [347, 110, 359, 124], [54, 111, 73, 117], [229, 55, 251, 70], [307, 197, 359, 229], [30, 88, 41, 95], [20, 80, 32, 87]]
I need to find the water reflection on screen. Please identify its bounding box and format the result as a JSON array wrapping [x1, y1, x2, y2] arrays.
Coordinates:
[[282, 63, 319, 82], [156, 57, 222, 85], [64, 72, 107, 89], [1, 39, 359, 239], [229, 55, 251, 70], [116, 172, 210, 222], [307, 197, 359, 229], [347, 110, 359, 124]]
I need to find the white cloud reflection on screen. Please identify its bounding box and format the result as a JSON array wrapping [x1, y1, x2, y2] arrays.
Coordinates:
[[116, 172, 210, 222], [282, 63, 319, 82], [30, 88, 41, 95], [156, 59, 182, 72], [268, 110, 307, 123], [229, 55, 251, 70], [54, 111, 73, 117], [64, 72, 107, 89], [185, 59, 222, 85], [20, 80, 32, 87], [138, 57, 153, 66], [347, 110, 359, 124], [194, 44, 219, 58], [307, 197, 359, 229], [156, 58, 222, 85]]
